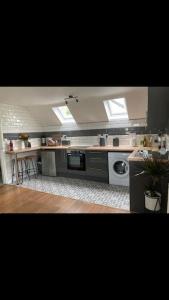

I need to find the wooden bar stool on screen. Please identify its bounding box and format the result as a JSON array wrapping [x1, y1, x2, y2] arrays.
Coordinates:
[[25, 155, 38, 178], [12, 157, 30, 184]]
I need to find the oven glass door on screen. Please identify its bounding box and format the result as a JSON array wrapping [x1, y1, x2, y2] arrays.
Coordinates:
[[67, 152, 85, 170]]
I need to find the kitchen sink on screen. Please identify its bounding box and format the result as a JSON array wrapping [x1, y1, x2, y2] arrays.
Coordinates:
[[135, 150, 169, 160]]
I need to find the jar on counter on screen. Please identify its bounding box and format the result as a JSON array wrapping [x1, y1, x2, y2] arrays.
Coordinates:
[[130, 133, 137, 146]]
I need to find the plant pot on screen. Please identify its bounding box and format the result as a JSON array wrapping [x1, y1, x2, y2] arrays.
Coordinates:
[[144, 191, 161, 211]]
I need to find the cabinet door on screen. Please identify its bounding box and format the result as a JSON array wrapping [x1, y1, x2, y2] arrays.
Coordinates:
[[129, 161, 148, 213], [86, 151, 108, 181], [55, 150, 67, 172], [41, 151, 56, 176]]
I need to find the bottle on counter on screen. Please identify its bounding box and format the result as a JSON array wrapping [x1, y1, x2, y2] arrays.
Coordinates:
[[148, 135, 153, 147], [9, 139, 13, 151], [143, 136, 147, 147]]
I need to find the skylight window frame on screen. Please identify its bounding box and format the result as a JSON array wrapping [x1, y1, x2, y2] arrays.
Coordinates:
[[103, 97, 128, 121], [52, 106, 76, 124]]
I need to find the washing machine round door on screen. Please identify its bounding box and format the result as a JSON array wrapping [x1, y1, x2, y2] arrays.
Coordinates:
[[113, 159, 129, 177]]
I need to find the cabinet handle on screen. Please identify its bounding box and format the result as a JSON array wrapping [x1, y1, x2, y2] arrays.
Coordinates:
[[88, 157, 102, 160], [88, 167, 106, 171], [88, 152, 104, 154]]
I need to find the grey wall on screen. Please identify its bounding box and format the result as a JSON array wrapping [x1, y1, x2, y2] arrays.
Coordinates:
[[3, 126, 149, 140], [148, 87, 169, 132]]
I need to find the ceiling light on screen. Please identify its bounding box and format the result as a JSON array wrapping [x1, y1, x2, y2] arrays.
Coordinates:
[[64, 95, 79, 105]]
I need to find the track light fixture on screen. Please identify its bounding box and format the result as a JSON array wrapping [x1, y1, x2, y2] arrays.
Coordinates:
[[64, 95, 79, 105]]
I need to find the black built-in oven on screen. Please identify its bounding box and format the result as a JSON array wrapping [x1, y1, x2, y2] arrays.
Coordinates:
[[67, 150, 86, 171]]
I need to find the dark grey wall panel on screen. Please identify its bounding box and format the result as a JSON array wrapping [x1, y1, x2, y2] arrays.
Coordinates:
[[43, 127, 149, 137], [3, 126, 149, 140], [3, 132, 44, 140], [148, 87, 169, 132]]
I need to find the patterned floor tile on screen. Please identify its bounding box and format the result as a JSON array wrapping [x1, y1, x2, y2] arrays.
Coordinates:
[[21, 175, 130, 210]]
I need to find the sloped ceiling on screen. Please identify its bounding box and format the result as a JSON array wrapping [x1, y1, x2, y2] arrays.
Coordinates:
[[125, 88, 148, 119], [68, 89, 148, 123], [68, 98, 109, 123], [0, 87, 148, 126], [26, 105, 61, 126], [0, 86, 141, 106], [26, 88, 148, 126]]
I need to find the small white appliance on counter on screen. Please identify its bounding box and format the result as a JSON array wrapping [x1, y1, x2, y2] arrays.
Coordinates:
[[108, 152, 130, 186], [61, 135, 71, 146]]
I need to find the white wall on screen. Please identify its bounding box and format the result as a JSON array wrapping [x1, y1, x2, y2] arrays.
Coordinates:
[[0, 103, 43, 184], [0, 103, 43, 133], [26, 104, 61, 126]]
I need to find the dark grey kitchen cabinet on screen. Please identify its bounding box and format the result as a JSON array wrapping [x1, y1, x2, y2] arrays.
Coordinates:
[[55, 149, 87, 178], [55, 149, 109, 182], [41, 150, 57, 176], [55, 149, 67, 172], [85, 151, 109, 183], [129, 161, 148, 213], [147, 87, 169, 132]]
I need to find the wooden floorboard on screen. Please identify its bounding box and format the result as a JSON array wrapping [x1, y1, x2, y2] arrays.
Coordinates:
[[0, 184, 129, 213]]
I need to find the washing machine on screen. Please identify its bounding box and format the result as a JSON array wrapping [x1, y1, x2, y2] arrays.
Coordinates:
[[108, 152, 130, 186]]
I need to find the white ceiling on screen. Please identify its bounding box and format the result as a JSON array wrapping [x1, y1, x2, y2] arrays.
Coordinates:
[[0, 86, 146, 106]]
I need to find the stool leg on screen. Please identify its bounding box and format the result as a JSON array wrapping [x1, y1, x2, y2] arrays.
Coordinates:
[[31, 158, 37, 178], [12, 160, 15, 184], [33, 159, 38, 178], [21, 159, 23, 184], [24, 159, 30, 180], [18, 161, 22, 185]]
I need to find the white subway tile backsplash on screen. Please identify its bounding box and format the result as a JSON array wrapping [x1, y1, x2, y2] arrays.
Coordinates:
[[0, 103, 43, 183], [0, 103, 43, 133]]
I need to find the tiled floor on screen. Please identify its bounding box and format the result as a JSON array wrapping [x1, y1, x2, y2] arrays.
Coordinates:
[[22, 175, 130, 210]]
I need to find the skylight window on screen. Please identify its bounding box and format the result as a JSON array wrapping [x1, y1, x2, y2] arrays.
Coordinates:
[[103, 98, 128, 120], [52, 106, 76, 124]]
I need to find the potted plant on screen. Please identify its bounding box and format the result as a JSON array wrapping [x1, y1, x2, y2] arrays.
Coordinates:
[[135, 157, 169, 212]]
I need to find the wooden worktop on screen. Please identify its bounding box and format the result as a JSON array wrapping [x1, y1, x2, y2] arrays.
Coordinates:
[[6, 147, 42, 154], [6, 145, 138, 154], [128, 147, 159, 161], [6, 145, 164, 162]]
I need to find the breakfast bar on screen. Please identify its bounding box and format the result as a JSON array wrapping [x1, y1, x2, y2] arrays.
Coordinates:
[[6, 147, 41, 184]]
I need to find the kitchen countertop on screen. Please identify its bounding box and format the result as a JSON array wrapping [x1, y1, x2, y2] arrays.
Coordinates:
[[6, 145, 164, 162], [128, 147, 159, 161], [6, 145, 138, 154], [6, 147, 42, 154]]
